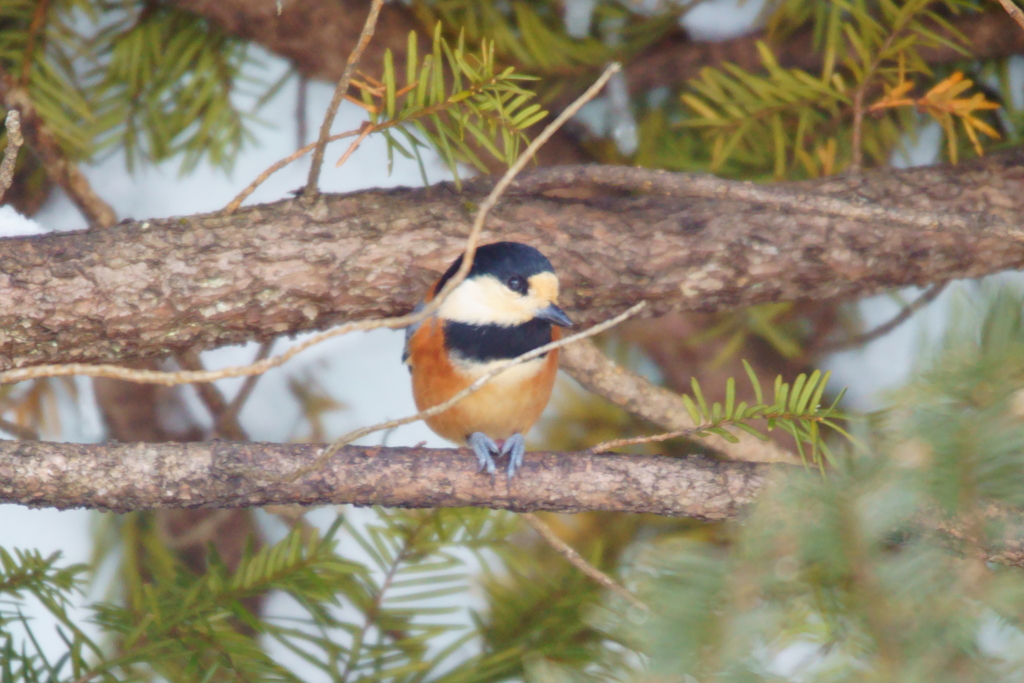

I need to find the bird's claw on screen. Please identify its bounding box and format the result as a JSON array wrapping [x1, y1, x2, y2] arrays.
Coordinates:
[[468, 432, 498, 474], [501, 433, 526, 479], [468, 432, 526, 478]]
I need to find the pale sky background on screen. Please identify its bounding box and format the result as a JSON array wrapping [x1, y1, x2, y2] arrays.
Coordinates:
[[0, 0, 1015, 672]]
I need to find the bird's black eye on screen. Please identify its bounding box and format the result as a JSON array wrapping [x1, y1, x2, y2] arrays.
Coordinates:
[[507, 275, 527, 294]]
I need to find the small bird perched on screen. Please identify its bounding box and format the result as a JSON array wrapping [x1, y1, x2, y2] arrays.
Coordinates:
[[403, 241, 572, 478]]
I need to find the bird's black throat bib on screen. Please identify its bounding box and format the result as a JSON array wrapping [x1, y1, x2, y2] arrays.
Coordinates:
[[443, 319, 553, 363]]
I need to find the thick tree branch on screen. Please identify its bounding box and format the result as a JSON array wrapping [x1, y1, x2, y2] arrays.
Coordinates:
[[166, 0, 421, 84], [5, 439, 1024, 569], [165, 2, 1024, 169], [561, 339, 798, 464], [166, 1, 1024, 101], [624, 10, 1024, 95], [2, 151, 1024, 371], [303, 0, 384, 198], [0, 440, 767, 520]]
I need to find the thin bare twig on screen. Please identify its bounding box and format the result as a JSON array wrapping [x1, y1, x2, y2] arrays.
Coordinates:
[[996, 0, 1024, 33], [0, 63, 623, 390], [296, 74, 309, 149], [334, 121, 373, 167], [176, 349, 248, 441], [0, 414, 38, 441], [589, 410, 834, 460], [223, 127, 360, 214], [226, 75, 511, 214], [161, 508, 237, 550], [521, 512, 648, 611], [848, 21, 904, 174], [0, 109, 23, 204], [820, 282, 948, 353], [0, 319, 381, 386], [19, 0, 53, 86], [218, 341, 274, 434], [303, 0, 384, 198]]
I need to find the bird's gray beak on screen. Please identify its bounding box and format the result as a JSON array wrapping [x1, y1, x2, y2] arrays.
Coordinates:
[[537, 303, 572, 327]]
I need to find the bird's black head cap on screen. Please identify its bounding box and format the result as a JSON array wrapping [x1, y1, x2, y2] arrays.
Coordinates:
[[432, 242, 554, 296]]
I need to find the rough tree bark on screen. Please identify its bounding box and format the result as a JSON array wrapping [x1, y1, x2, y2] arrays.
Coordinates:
[[2, 153, 1024, 371], [5, 440, 1023, 568], [166, 0, 1024, 98], [0, 440, 767, 521], [164, 2, 1024, 166], [624, 10, 1024, 95]]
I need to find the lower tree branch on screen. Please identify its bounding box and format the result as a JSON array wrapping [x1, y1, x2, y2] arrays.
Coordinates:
[[93, 363, 267, 626], [6, 439, 1024, 569], [0, 440, 768, 520]]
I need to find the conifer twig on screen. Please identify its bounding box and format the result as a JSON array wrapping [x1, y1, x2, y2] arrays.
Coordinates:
[[996, 0, 1024, 33], [521, 512, 648, 611], [589, 429, 698, 453], [848, 23, 905, 173], [302, 0, 384, 199], [0, 109, 23, 204], [218, 341, 274, 434], [175, 349, 249, 441], [0, 69, 117, 228], [820, 282, 948, 353]]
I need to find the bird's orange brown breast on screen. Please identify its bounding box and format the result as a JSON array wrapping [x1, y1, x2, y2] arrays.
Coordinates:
[[406, 317, 560, 444]]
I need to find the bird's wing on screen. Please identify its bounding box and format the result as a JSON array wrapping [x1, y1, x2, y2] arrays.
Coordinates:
[[402, 301, 427, 366]]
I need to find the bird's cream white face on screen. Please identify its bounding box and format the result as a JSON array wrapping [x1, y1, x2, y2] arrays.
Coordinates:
[[438, 272, 560, 327]]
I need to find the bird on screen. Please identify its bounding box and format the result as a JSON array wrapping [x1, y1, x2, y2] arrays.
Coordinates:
[[403, 241, 572, 478]]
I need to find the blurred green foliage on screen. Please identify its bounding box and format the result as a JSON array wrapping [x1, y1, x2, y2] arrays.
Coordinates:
[[630, 286, 1024, 682], [4, 0, 1024, 681], [353, 24, 548, 186]]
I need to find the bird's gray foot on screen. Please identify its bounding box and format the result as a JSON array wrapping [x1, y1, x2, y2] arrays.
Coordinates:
[[501, 433, 526, 478], [468, 432, 499, 474]]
